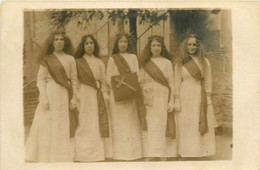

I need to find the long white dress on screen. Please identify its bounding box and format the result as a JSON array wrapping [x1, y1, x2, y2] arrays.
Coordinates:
[[106, 53, 143, 160], [25, 53, 77, 162], [139, 57, 177, 158], [174, 56, 216, 157], [75, 54, 113, 162]]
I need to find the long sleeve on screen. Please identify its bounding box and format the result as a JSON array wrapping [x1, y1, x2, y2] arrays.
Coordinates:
[[76, 79, 81, 101], [106, 57, 114, 88], [138, 68, 146, 88], [100, 61, 109, 93], [37, 65, 49, 102], [174, 62, 182, 96], [204, 58, 212, 94], [167, 61, 175, 102], [70, 57, 78, 98], [133, 55, 140, 73], [133, 55, 141, 82]]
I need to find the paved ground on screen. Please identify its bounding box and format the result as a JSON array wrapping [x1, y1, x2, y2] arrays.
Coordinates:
[[207, 134, 232, 160], [105, 132, 232, 162], [25, 126, 232, 162]]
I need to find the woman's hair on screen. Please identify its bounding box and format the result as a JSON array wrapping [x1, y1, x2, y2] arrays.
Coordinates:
[[177, 34, 207, 75], [184, 34, 201, 55], [179, 34, 205, 60], [112, 33, 134, 55], [139, 35, 171, 68], [74, 34, 100, 58], [39, 29, 74, 63]]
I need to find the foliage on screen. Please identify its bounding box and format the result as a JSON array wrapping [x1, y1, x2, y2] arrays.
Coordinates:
[[48, 10, 105, 29], [48, 9, 169, 30], [106, 9, 168, 25], [48, 9, 169, 54]]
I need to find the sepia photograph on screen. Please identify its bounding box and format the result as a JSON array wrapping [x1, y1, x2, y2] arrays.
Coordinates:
[[1, 1, 260, 170], [23, 8, 232, 162]]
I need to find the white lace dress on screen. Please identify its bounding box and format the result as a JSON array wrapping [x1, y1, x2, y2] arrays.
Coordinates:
[[25, 53, 77, 162], [174, 56, 216, 157], [139, 57, 177, 158], [106, 53, 143, 160], [75, 55, 113, 162]]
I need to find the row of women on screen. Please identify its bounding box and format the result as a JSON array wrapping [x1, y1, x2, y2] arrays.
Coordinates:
[[25, 30, 217, 162]]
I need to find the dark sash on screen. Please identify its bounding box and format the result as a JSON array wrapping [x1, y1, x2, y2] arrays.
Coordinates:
[[144, 60, 176, 139], [182, 56, 208, 136], [75, 57, 109, 137], [42, 54, 78, 138], [112, 53, 147, 130]]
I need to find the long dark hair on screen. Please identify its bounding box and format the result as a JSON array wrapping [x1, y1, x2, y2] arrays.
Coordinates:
[[38, 29, 73, 63], [139, 35, 171, 68], [74, 34, 100, 58], [112, 33, 134, 55]]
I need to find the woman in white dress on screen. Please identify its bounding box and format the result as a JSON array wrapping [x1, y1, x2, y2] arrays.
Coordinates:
[[25, 30, 77, 162], [174, 34, 216, 158], [74, 34, 113, 162], [106, 33, 146, 160], [139, 35, 177, 161]]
